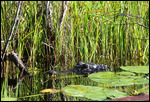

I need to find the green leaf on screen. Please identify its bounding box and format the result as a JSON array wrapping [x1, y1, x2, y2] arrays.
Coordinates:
[[88, 72, 149, 86], [61, 85, 127, 101], [61, 85, 103, 97], [109, 76, 149, 86], [120, 66, 149, 74], [85, 89, 127, 101], [133, 76, 149, 85], [109, 78, 135, 86], [116, 72, 135, 76], [88, 72, 121, 84]]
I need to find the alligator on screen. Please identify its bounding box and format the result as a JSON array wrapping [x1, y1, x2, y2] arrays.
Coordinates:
[[46, 61, 111, 77]]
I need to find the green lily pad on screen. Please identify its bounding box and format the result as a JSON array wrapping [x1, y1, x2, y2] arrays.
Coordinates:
[[120, 66, 149, 74], [88, 72, 149, 86], [61, 85, 127, 101], [61, 85, 103, 97], [109, 78, 135, 86], [133, 76, 149, 85], [116, 72, 135, 76], [110, 76, 149, 86], [88, 72, 120, 84], [85, 89, 127, 101]]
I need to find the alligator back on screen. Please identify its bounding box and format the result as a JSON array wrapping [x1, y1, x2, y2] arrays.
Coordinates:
[[72, 61, 110, 76], [46, 61, 110, 77]]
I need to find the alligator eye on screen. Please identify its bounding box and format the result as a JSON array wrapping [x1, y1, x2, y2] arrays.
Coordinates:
[[83, 63, 89, 68]]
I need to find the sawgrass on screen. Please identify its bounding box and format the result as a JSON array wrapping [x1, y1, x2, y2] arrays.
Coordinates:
[[1, 1, 149, 101]]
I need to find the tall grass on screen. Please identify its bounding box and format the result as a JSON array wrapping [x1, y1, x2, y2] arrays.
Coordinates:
[[1, 1, 149, 101]]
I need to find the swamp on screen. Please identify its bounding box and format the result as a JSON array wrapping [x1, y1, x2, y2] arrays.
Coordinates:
[[1, 1, 149, 101]]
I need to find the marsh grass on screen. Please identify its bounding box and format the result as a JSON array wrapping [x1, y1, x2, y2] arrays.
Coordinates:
[[1, 1, 149, 101]]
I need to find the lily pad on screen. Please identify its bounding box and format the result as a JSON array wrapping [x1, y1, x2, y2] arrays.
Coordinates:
[[109, 78, 135, 86], [88, 72, 149, 86], [133, 76, 149, 85], [61, 85, 103, 97], [85, 89, 127, 101], [109, 76, 149, 86], [120, 66, 149, 74], [61, 85, 127, 101], [88, 72, 120, 84], [116, 72, 135, 76]]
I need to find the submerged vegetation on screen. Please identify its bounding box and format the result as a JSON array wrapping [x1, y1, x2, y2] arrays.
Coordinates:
[[1, 1, 149, 101]]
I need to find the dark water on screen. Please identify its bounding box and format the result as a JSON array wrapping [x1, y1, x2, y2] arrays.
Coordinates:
[[1, 54, 149, 101]]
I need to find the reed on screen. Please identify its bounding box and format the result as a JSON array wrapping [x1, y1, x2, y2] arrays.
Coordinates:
[[1, 1, 149, 101]]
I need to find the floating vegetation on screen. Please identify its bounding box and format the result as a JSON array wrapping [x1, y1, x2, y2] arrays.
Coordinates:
[[1, 1, 149, 101], [61, 85, 127, 101], [88, 68, 149, 86], [120, 66, 149, 74]]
